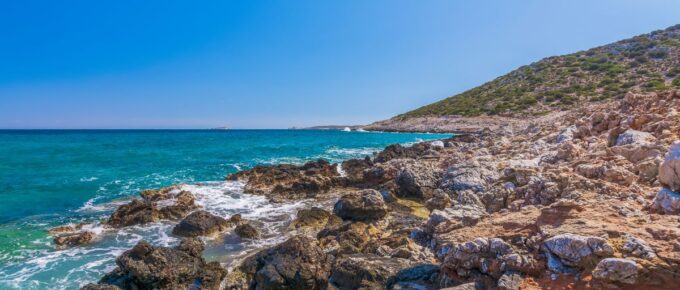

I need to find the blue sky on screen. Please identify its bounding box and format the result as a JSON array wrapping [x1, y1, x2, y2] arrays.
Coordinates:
[[1, 1, 679, 129]]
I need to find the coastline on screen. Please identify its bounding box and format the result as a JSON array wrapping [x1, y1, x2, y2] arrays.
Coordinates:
[[46, 91, 680, 289]]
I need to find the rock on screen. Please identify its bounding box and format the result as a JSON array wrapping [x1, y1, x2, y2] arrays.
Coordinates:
[[139, 185, 180, 202], [92, 239, 226, 290], [80, 284, 121, 290], [54, 231, 95, 248], [333, 189, 388, 221], [238, 235, 332, 290], [374, 143, 434, 163], [542, 234, 613, 270], [317, 221, 381, 254], [48, 223, 83, 234], [172, 210, 231, 237], [622, 234, 657, 260], [396, 164, 442, 200], [106, 199, 160, 228], [235, 223, 260, 239], [556, 125, 577, 143], [612, 129, 655, 147], [425, 189, 453, 211], [440, 160, 499, 193], [158, 191, 198, 220], [290, 207, 342, 232], [329, 254, 411, 290], [650, 188, 680, 215], [497, 271, 523, 290], [227, 159, 338, 201], [442, 237, 528, 279], [441, 282, 483, 290], [592, 258, 640, 284], [426, 205, 487, 235], [431, 140, 445, 148], [659, 140, 680, 192], [386, 264, 439, 290], [341, 157, 373, 184]]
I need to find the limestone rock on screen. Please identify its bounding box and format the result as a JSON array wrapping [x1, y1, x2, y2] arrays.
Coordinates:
[[622, 234, 656, 260], [396, 164, 442, 200], [592, 258, 640, 284], [172, 210, 231, 237], [333, 189, 388, 221], [54, 231, 95, 248], [91, 239, 226, 290], [106, 199, 160, 228], [542, 234, 613, 270], [659, 140, 680, 192], [235, 223, 260, 239], [329, 254, 411, 290], [612, 129, 655, 147], [425, 205, 488, 234], [238, 236, 332, 290], [650, 188, 680, 215]]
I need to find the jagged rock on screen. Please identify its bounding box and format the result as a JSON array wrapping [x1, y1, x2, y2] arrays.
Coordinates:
[[235, 223, 260, 239], [396, 163, 442, 200], [106, 199, 160, 228], [622, 234, 657, 260], [139, 186, 181, 202], [172, 210, 231, 237], [612, 129, 656, 147], [48, 223, 84, 234], [592, 258, 640, 284], [659, 140, 680, 192], [440, 160, 499, 193], [386, 264, 440, 290], [497, 271, 523, 290], [227, 159, 338, 201], [341, 157, 373, 184], [440, 282, 483, 290], [425, 189, 453, 211], [54, 231, 95, 248], [556, 125, 577, 144], [374, 143, 434, 163], [237, 235, 332, 290], [425, 205, 487, 234], [290, 207, 342, 233], [542, 234, 613, 270], [333, 189, 388, 221], [317, 221, 381, 255], [329, 254, 411, 290], [158, 190, 198, 220], [90, 239, 226, 290], [442, 238, 525, 279], [650, 188, 680, 215]]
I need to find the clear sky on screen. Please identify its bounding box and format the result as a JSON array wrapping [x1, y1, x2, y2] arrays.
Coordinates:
[[1, 1, 679, 129]]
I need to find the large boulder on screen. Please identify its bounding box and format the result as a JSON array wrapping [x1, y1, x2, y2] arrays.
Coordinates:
[[329, 254, 412, 290], [542, 234, 613, 270], [659, 140, 680, 192], [237, 236, 332, 290], [650, 188, 680, 215], [235, 223, 260, 239], [440, 160, 499, 193], [341, 157, 374, 184], [333, 189, 388, 221], [611, 129, 655, 147], [88, 239, 226, 290], [592, 258, 640, 285], [395, 163, 443, 200], [172, 210, 232, 237], [441, 238, 541, 279]]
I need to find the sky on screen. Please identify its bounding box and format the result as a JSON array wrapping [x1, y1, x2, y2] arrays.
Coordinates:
[[1, 1, 680, 129]]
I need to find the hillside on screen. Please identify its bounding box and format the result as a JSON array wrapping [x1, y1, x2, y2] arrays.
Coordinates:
[[395, 24, 680, 119]]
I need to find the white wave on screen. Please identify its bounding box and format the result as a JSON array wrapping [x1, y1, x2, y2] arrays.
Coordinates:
[[79, 177, 98, 182]]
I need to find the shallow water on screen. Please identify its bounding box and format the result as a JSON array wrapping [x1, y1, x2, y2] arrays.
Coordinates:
[[0, 129, 449, 289]]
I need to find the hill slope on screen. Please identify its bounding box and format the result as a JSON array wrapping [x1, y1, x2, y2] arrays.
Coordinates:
[[396, 24, 680, 119]]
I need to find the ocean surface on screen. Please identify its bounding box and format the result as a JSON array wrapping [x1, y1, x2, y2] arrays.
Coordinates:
[[0, 129, 449, 289]]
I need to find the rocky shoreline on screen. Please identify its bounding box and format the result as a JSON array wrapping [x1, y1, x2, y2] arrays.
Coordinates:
[[55, 90, 680, 289]]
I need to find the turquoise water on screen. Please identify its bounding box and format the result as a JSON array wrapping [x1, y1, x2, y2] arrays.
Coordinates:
[[0, 129, 448, 289]]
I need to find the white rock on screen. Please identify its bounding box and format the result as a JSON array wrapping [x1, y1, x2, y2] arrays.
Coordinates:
[[430, 140, 445, 148], [614, 129, 655, 146], [659, 140, 680, 192], [557, 125, 577, 143], [650, 188, 680, 215], [592, 258, 639, 284], [543, 233, 613, 269]]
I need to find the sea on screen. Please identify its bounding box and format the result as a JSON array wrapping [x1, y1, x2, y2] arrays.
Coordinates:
[[0, 129, 449, 289]]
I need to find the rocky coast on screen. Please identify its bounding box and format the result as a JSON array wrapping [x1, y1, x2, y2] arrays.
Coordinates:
[[63, 90, 680, 289]]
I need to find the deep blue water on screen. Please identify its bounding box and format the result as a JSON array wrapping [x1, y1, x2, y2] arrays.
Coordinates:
[[0, 129, 448, 289]]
